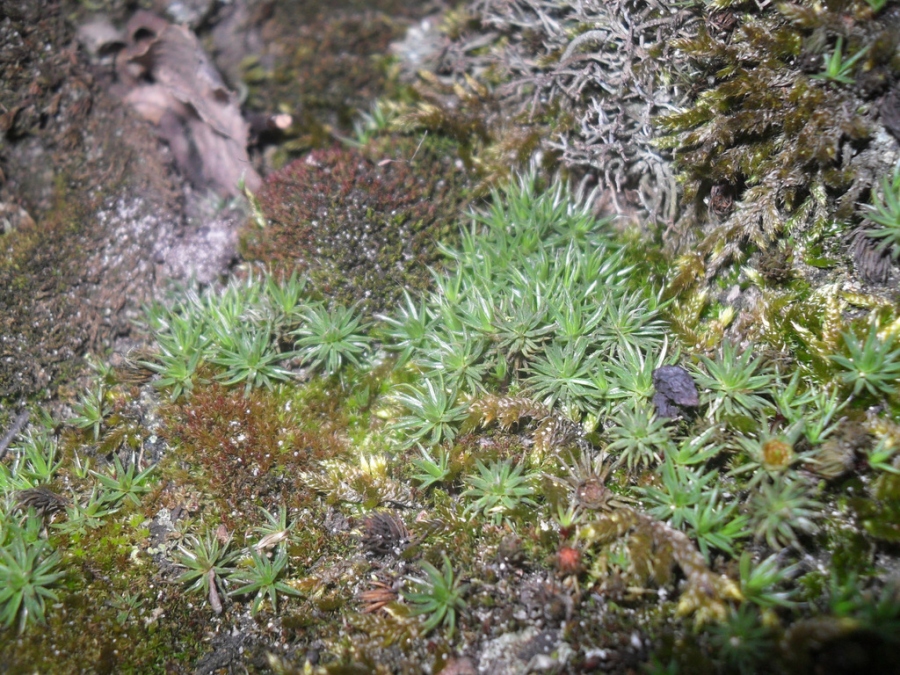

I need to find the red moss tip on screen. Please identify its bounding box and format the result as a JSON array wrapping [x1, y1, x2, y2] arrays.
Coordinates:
[[556, 545, 583, 576]]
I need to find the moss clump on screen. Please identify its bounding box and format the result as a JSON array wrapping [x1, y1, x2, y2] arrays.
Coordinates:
[[849, 470, 900, 543], [658, 0, 900, 274], [0, 579, 208, 673], [397, 78, 556, 194], [241, 139, 469, 314], [0, 419, 210, 671], [160, 380, 346, 528], [8, 168, 900, 671]]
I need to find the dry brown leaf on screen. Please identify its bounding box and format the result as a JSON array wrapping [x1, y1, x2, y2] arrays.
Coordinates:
[[76, 18, 125, 57], [116, 11, 260, 196]]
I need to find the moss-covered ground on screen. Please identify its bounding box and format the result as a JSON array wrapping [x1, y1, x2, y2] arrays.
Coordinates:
[[2, 0, 900, 674]]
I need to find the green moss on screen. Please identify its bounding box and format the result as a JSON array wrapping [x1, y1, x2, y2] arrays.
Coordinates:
[[659, 0, 897, 278], [0, 496, 209, 672], [6, 33, 900, 662], [829, 526, 875, 582], [849, 472, 900, 543], [0, 583, 208, 673], [7, 369, 385, 670], [395, 74, 558, 191]]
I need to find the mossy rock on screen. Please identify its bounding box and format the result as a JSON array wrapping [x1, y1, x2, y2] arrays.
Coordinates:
[[0, 198, 90, 400], [251, 10, 399, 122], [0, 2, 174, 402]]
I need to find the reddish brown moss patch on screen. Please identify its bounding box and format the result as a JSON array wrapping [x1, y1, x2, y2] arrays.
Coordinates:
[[161, 381, 349, 529]]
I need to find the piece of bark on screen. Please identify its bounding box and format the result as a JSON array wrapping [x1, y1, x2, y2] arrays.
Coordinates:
[[76, 18, 125, 58]]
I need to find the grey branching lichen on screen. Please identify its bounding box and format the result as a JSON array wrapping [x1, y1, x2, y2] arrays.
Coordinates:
[[411, 0, 705, 220]]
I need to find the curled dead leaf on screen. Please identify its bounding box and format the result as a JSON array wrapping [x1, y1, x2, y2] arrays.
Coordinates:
[[113, 11, 261, 196]]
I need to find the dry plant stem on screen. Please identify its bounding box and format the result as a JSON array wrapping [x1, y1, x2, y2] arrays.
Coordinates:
[[208, 570, 223, 615], [0, 410, 29, 462]]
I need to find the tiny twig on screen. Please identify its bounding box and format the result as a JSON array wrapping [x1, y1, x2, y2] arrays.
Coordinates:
[[0, 409, 30, 462], [377, 131, 429, 167], [410, 131, 427, 162]]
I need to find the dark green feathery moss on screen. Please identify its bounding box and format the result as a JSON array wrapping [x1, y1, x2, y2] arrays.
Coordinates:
[[659, 0, 900, 276]]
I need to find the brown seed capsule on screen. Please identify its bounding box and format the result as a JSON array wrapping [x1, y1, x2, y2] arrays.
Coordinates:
[[708, 183, 735, 222], [556, 546, 583, 576], [576, 477, 611, 511], [360, 511, 409, 556], [15, 487, 70, 518], [358, 579, 399, 614], [762, 438, 794, 470]]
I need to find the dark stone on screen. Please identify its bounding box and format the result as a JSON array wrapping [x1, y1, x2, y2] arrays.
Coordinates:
[[652, 365, 699, 418], [516, 629, 558, 661]]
